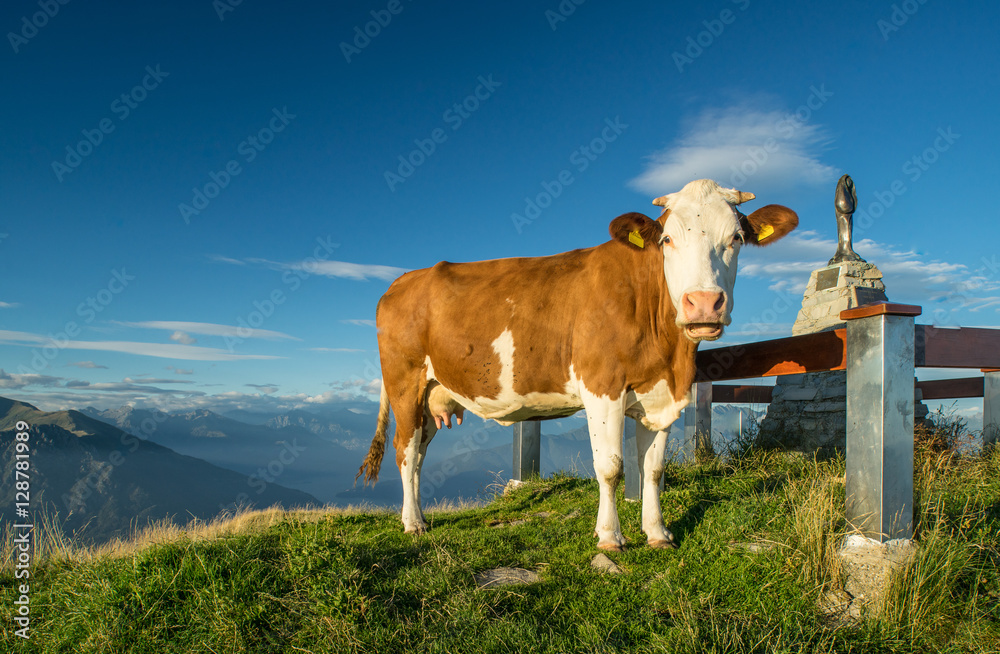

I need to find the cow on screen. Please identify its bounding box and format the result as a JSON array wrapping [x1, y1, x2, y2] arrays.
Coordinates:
[[357, 179, 798, 551]]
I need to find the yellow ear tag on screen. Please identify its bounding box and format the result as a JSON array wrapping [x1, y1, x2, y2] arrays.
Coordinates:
[[628, 230, 645, 248], [757, 224, 775, 242]]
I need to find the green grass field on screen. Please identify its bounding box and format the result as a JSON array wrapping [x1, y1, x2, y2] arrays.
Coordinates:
[[2, 442, 999, 653]]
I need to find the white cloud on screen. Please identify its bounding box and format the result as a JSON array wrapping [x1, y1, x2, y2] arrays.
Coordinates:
[[64, 380, 202, 395], [170, 330, 197, 345], [237, 257, 409, 282], [295, 260, 408, 281], [245, 383, 278, 394], [117, 321, 298, 341], [0, 301, 19, 309], [22, 383, 381, 415], [67, 361, 108, 369], [340, 319, 376, 328], [306, 379, 381, 404], [0, 369, 62, 389], [123, 377, 196, 385], [207, 254, 247, 266], [166, 366, 194, 375], [0, 331, 282, 361], [0, 329, 47, 344], [629, 104, 837, 195]]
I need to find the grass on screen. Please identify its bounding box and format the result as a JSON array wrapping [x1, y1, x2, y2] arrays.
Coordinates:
[[2, 433, 998, 653]]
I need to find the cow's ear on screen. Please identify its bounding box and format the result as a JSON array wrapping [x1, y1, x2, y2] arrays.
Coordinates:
[[740, 205, 798, 246], [610, 212, 663, 251]]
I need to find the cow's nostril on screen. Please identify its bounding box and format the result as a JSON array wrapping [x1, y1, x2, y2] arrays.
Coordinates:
[[683, 291, 725, 319]]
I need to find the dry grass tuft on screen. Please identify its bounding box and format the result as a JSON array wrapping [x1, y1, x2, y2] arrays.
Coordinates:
[[784, 459, 847, 591], [0, 503, 394, 572]]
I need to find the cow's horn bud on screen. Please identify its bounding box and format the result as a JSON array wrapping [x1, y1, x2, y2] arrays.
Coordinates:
[[652, 195, 669, 207], [734, 191, 756, 204]]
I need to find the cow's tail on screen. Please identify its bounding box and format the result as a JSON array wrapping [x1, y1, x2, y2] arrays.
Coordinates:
[[357, 380, 390, 485]]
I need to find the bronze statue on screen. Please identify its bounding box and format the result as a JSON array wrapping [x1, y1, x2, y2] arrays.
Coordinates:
[[829, 174, 865, 265]]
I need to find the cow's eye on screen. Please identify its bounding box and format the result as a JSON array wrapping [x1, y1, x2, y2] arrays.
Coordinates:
[[662, 235, 672, 245], [733, 233, 745, 246]]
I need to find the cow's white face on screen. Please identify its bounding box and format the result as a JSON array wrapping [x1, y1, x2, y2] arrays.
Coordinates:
[[610, 180, 798, 343], [655, 180, 747, 342]]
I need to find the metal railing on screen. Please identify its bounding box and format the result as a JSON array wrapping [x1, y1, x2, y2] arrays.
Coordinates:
[[511, 302, 1000, 542]]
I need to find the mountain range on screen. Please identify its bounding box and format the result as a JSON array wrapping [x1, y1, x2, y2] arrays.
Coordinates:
[[79, 405, 368, 503], [0, 397, 317, 544]]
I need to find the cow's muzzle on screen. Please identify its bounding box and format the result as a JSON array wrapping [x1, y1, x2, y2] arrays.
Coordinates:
[[684, 323, 724, 341], [680, 290, 727, 341]]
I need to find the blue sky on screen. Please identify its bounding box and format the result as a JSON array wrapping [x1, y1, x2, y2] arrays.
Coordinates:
[[2, 0, 998, 420]]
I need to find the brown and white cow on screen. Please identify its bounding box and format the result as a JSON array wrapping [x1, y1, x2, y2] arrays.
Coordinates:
[[358, 179, 797, 550]]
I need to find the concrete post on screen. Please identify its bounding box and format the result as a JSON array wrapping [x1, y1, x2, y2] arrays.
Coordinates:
[[512, 420, 541, 481], [623, 419, 639, 500], [984, 370, 1000, 452], [842, 303, 921, 541], [683, 382, 713, 461]]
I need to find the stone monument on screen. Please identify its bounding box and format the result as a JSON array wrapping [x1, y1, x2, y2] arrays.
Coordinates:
[[757, 175, 927, 452]]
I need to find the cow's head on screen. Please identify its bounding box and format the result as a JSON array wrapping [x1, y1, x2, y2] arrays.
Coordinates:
[[611, 179, 798, 342]]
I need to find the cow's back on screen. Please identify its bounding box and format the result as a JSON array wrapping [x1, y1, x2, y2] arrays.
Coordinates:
[[376, 240, 671, 418], [378, 247, 607, 405]]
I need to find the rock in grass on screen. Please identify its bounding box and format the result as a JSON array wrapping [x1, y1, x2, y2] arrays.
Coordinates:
[[818, 589, 853, 616], [839, 536, 917, 604], [474, 567, 541, 588], [503, 479, 526, 495], [591, 553, 624, 574]]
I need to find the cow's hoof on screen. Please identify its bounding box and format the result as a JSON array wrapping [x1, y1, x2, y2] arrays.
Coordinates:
[[648, 539, 678, 550], [597, 542, 627, 552], [403, 523, 428, 535]]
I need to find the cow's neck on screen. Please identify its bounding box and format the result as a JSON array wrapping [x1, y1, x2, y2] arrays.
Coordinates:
[[658, 274, 699, 398], [626, 253, 699, 400]]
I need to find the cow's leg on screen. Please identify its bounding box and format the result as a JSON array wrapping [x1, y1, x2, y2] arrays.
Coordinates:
[[584, 392, 628, 551], [413, 408, 440, 525], [397, 424, 428, 534], [392, 376, 430, 535], [635, 420, 677, 548]]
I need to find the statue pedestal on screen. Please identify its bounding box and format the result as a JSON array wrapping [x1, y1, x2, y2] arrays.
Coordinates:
[[758, 261, 928, 452], [792, 261, 887, 335]]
